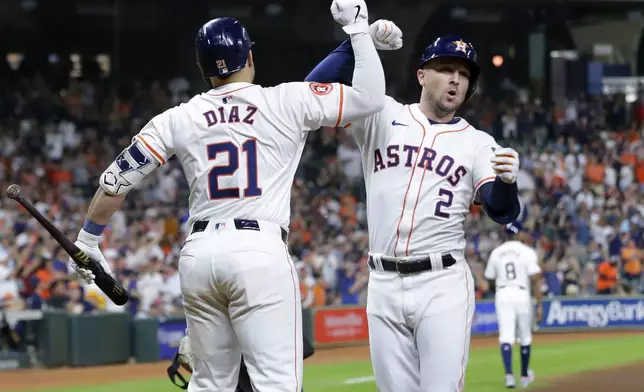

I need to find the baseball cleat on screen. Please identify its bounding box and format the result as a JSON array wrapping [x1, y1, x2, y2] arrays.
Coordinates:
[[520, 369, 534, 388], [505, 374, 516, 388]]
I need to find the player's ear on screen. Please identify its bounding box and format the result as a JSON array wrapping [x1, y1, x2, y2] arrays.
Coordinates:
[[417, 69, 425, 87], [247, 50, 254, 69]]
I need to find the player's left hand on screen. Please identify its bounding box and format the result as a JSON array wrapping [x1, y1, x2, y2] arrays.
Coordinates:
[[535, 302, 544, 324], [331, 0, 369, 35], [369, 20, 403, 50], [177, 333, 194, 373], [491, 147, 519, 184], [68, 229, 113, 285]]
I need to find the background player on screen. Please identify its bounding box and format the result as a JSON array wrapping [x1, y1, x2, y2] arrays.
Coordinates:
[[305, 28, 522, 392], [485, 221, 544, 388], [67, 1, 386, 390]]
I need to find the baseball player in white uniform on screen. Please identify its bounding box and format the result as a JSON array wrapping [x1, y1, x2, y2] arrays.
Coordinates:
[[485, 221, 543, 388], [67, 2, 386, 391], [306, 27, 522, 391]]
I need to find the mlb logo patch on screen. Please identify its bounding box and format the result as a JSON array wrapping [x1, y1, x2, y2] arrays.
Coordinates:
[[309, 82, 333, 96], [214, 222, 226, 230], [222, 95, 234, 104]]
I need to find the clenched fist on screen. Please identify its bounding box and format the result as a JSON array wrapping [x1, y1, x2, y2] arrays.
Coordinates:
[[370, 19, 403, 50], [331, 0, 369, 35], [491, 147, 519, 184]]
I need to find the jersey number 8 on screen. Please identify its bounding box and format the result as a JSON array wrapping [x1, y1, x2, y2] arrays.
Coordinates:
[[206, 139, 262, 200], [505, 262, 516, 280]]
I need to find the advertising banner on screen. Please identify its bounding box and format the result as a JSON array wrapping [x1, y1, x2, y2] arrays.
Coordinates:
[[540, 298, 644, 329], [313, 306, 369, 346], [471, 301, 499, 335], [469, 297, 644, 335], [158, 319, 188, 360]]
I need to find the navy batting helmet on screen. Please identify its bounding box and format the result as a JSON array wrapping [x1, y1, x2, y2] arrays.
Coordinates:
[[196, 17, 254, 81], [419, 35, 480, 102]]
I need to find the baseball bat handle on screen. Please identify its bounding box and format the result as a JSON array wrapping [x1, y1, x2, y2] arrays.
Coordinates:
[[7, 186, 129, 305]]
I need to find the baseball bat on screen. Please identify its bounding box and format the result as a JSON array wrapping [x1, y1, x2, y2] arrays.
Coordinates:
[[6, 184, 129, 306]]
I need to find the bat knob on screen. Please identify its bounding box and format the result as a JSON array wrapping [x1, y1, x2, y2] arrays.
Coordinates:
[[6, 184, 21, 200]]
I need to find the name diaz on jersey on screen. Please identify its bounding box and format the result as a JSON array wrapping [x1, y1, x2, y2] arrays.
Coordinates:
[[203, 104, 259, 126]]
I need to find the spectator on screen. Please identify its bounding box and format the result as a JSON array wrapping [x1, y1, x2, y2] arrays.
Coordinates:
[[596, 257, 619, 295]]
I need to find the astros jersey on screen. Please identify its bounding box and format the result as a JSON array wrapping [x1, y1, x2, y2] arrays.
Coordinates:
[[484, 241, 541, 289], [345, 97, 500, 256], [132, 81, 346, 229]]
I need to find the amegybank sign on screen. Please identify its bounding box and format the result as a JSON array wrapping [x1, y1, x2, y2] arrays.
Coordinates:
[[542, 298, 644, 328]]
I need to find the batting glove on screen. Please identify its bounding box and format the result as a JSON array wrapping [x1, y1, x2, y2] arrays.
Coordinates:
[[370, 19, 403, 50], [68, 229, 113, 285], [490, 147, 520, 184], [331, 0, 369, 35]]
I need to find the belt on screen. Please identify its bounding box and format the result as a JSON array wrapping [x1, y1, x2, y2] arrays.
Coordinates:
[[191, 219, 288, 243], [498, 285, 526, 290], [368, 254, 456, 275]]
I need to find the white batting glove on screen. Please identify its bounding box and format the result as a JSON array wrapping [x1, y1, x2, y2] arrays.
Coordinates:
[[178, 333, 194, 373], [370, 19, 403, 50], [490, 147, 520, 184], [331, 0, 369, 35], [68, 229, 113, 285]]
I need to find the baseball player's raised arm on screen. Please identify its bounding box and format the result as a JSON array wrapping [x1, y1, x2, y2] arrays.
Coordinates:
[[472, 132, 520, 224], [276, 0, 385, 131], [305, 40, 354, 86]]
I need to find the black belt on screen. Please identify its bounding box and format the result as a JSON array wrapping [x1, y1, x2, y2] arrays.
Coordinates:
[[191, 219, 288, 243], [498, 285, 526, 290], [368, 254, 456, 275]]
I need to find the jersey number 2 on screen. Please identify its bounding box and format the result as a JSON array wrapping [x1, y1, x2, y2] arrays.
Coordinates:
[[207, 139, 262, 200], [434, 188, 454, 219]]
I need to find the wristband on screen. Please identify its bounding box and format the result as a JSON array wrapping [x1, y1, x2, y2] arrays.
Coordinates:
[[83, 219, 106, 236]]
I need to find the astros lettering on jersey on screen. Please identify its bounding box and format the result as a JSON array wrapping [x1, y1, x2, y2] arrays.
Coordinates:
[[345, 97, 499, 257]]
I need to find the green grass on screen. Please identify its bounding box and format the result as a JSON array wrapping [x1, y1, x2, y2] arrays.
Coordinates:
[[9, 334, 644, 392]]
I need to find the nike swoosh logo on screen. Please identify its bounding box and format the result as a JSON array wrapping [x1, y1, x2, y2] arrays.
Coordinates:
[[353, 5, 361, 23], [392, 120, 408, 127]]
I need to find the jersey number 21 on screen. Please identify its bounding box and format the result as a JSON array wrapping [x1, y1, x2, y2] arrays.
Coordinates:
[[206, 139, 262, 199]]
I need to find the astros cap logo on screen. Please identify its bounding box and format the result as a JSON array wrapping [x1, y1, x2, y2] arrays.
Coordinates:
[[452, 39, 469, 53]]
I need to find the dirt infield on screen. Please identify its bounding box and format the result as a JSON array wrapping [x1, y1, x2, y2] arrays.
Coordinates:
[[2, 331, 642, 391]]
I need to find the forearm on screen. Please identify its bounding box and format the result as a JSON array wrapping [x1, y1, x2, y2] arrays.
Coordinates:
[[305, 40, 354, 85], [480, 177, 521, 224], [83, 188, 127, 231], [531, 275, 543, 304], [341, 32, 386, 120]]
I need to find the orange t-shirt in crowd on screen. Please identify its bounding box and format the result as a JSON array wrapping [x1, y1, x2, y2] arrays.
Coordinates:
[[596, 261, 618, 291], [622, 247, 641, 276], [313, 284, 327, 307], [585, 163, 605, 184], [35, 269, 55, 299], [636, 162, 644, 184]]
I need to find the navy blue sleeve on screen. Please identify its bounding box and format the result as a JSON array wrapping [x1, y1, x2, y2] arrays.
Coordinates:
[[305, 40, 355, 85], [479, 177, 521, 224]]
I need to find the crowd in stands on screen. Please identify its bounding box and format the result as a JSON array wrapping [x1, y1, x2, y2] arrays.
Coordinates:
[[0, 70, 643, 320]]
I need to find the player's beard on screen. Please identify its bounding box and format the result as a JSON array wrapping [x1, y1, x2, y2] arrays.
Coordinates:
[[431, 92, 462, 118]]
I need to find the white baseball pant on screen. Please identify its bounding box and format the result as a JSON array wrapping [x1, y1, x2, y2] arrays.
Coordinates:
[[179, 218, 303, 392]]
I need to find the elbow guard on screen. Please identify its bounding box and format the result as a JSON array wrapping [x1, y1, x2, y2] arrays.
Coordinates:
[[100, 140, 159, 195]]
